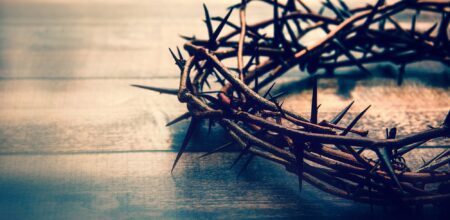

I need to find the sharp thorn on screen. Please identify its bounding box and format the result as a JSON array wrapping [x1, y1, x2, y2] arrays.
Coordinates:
[[169, 48, 178, 62], [330, 101, 355, 124], [340, 105, 371, 136], [199, 141, 234, 159], [375, 147, 403, 192], [212, 8, 234, 44], [395, 140, 428, 157], [131, 84, 178, 95], [271, 91, 288, 100], [203, 4, 214, 42], [422, 22, 438, 38], [166, 112, 191, 127], [179, 34, 195, 41], [310, 78, 318, 124], [418, 148, 450, 171], [263, 82, 276, 98], [176, 46, 184, 60], [171, 118, 198, 173]]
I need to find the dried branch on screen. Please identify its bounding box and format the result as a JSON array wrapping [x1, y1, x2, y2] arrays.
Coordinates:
[[136, 0, 450, 206]]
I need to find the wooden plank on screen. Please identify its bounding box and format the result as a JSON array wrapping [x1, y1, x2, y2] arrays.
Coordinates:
[[0, 0, 448, 218], [0, 77, 448, 154], [0, 152, 448, 219]]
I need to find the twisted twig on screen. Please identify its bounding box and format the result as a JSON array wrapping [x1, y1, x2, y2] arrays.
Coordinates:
[[134, 0, 450, 206]]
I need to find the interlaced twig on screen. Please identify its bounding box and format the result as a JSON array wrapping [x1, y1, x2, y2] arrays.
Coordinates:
[[134, 0, 450, 206]]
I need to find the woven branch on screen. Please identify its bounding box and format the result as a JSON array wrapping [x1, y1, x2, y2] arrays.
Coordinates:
[[135, 0, 450, 206]]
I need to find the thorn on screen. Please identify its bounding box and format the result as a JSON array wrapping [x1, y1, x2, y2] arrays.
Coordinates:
[[387, 17, 409, 37], [444, 111, 450, 127], [204, 77, 211, 89], [417, 148, 450, 171], [310, 78, 318, 124], [169, 48, 178, 62], [243, 53, 257, 74], [375, 147, 403, 192], [340, 105, 371, 136], [179, 34, 195, 41], [330, 101, 355, 125], [273, 96, 286, 117], [263, 82, 276, 98], [285, 19, 303, 52], [199, 141, 234, 159], [169, 48, 183, 69], [176, 46, 184, 60], [270, 91, 288, 101], [166, 112, 191, 127], [279, 26, 294, 56], [203, 4, 214, 42], [332, 39, 370, 74], [343, 144, 371, 168], [298, 0, 312, 13], [211, 8, 234, 47], [212, 70, 225, 86], [422, 22, 438, 38], [131, 84, 178, 95], [395, 140, 428, 157], [171, 118, 198, 173], [436, 12, 449, 48], [385, 127, 397, 140]]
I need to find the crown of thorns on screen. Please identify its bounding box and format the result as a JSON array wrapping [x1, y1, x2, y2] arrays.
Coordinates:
[[134, 0, 450, 206]]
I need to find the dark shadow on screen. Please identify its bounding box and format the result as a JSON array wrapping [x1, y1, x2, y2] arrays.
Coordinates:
[[274, 62, 449, 99], [170, 152, 449, 219]]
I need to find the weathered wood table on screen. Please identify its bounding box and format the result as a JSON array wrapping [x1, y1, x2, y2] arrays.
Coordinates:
[[0, 0, 449, 219]]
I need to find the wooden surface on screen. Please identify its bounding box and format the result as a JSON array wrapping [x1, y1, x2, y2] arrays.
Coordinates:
[[0, 0, 449, 219]]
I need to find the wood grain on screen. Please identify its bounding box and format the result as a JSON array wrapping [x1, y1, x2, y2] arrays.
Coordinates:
[[0, 0, 448, 219]]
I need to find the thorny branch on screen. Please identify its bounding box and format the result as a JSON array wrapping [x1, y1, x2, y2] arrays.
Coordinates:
[[134, 0, 450, 206]]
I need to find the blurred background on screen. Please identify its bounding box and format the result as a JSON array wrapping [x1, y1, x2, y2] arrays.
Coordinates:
[[0, 0, 449, 219]]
